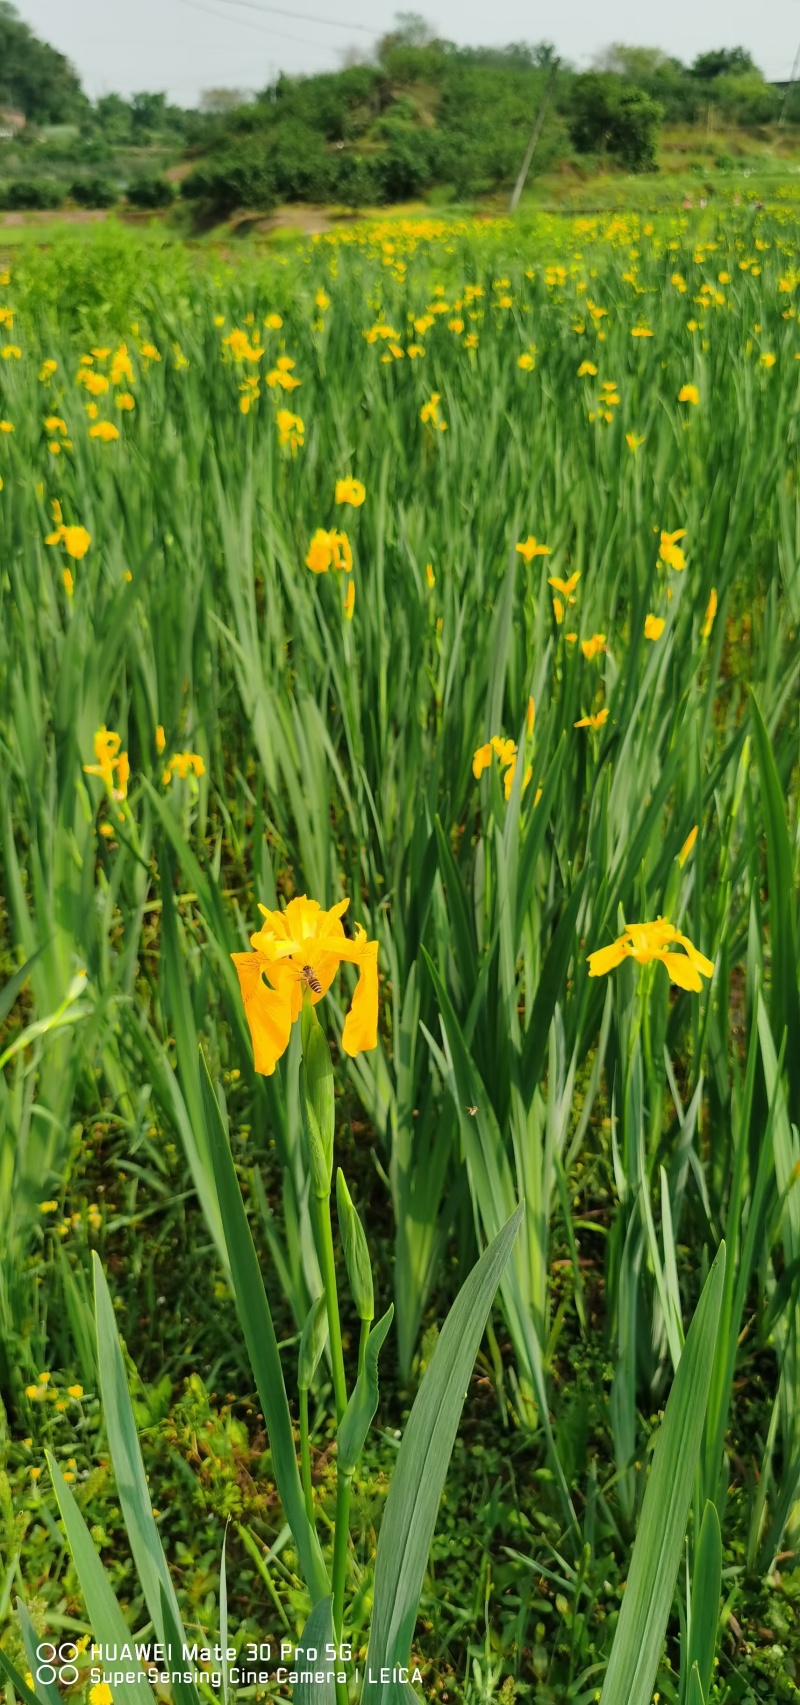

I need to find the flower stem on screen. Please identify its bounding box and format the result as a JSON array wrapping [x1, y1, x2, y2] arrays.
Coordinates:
[[313, 1193, 348, 1422], [332, 1468, 352, 1642], [299, 1387, 314, 1525]]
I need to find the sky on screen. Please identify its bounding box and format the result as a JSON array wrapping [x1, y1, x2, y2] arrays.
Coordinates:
[[13, 0, 800, 106]]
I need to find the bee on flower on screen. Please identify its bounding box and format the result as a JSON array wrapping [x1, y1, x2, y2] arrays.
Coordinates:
[[232, 896, 378, 1075]]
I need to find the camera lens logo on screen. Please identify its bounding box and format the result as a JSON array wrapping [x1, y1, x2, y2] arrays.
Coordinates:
[[35, 1644, 79, 1685]]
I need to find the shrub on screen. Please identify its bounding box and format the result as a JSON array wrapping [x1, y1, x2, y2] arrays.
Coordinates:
[[181, 151, 277, 214], [126, 175, 176, 209], [70, 176, 117, 207], [0, 177, 63, 210], [569, 74, 662, 171]]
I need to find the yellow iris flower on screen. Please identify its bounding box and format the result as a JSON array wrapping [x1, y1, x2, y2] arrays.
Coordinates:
[[232, 896, 378, 1076], [587, 917, 713, 990]]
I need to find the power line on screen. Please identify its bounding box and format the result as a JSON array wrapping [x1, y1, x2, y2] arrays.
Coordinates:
[[207, 0, 381, 36], [176, 0, 339, 52]]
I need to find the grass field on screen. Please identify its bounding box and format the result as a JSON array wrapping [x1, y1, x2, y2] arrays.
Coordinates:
[[1, 194, 800, 1705]]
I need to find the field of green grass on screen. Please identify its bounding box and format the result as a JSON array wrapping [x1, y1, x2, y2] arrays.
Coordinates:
[[1, 193, 800, 1705]]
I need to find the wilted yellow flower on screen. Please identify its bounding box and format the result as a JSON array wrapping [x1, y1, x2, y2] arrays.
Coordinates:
[[232, 895, 378, 1075], [335, 477, 366, 507], [678, 825, 698, 867], [678, 383, 699, 405], [46, 522, 91, 559], [581, 632, 607, 661], [574, 707, 609, 729], [516, 536, 551, 562], [701, 587, 717, 639], [587, 917, 713, 990], [644, 614, 665, 640], [659, 529, 687, 572], [90, 421, 119, 442]]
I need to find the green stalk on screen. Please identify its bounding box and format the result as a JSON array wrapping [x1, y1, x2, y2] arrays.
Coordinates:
[[313, 1192, 348, 1422], [357, 1317, 370, 1378], [299, 1386, 314, 1526], [332, 1468, 352, 1642]]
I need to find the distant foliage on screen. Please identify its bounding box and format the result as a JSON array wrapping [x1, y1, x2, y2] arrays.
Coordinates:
[[569, 74, 663, 171], [0, 0, 85, 122], [0, 176, 63, 209], [70, 176, 117, 208], [126, 175, 176, 209]]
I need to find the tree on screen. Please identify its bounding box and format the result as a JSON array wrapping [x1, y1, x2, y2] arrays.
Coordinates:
[[200, 88, 253, 114], [569, 73, 662, 170], [691, 47, 756, 81], [0, 0, 85, 121]]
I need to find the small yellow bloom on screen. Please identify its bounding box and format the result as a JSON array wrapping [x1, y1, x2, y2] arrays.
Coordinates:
[[517, 352, 535, 371], [420, 392, 447, 431], [631, 327, 653, 338], [63, 569, 74, 598], [425, 563, 435, 588], [526, 696, 535, 736], [587, 916, 713, 990], [116, 392, 135, 410], [276, 408, 304, 452], [232, 895, 378, 1074], [760, 352, 776, 368], [574, 707, 609, 730], [39, 1200, 58, 1212], [155, 724, 166, 754], [626, 432, 645, 453], [162, 752, 205, 785], [659, 529, 687, 572], [472, 742, 493, 778], [678, 826, 698, 867], [344, 578, 355, 620], [90, 1685, 114, 1705], [516, 536, 551, 562], [0, 420, 13, 432], [315, 290, 330, 311], [265, 312, 283, 329], [83, 727, 129, 800], [678, 383, 699, 405], [335, 477, 366, 507], [90, 421, 120, 441], [548, 570, 580, 599], [45, 416, 67, 434], [305, 528, 352, 575], [39, 358, 58, 381], [701, 587, 717, 639], [644, 614, 665, 640], [67, 1383, 84, 1399], [577, 360, 598, 377], [46, 523, 91, 559], [581, 632, 606, 661]]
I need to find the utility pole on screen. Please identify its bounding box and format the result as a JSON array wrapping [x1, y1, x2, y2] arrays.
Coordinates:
[[509, 60, 559, 214]]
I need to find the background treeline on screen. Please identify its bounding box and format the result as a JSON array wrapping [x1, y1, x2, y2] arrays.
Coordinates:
[[1, 2, 799, 213]]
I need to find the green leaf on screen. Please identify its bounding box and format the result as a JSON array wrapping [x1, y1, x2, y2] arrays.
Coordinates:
[[687, 1662, 706, 1705], [299, 1295, 329, 1391], [520, 872, 586, 1096], [293, 1597, 337, 1705], [0, 1637, 42, 1705], [45, 1455, 157, 1705], [93, 1254, 186, 1650], [199, 1046, 329, 1601], [336, 1169, 374, 1321], [688, 1501, 721, 1703], [16, 1603, 61, 1705], [598, 1243, 726, 1705], [363, 1207, 522, 1701], [749, 691, 800, 1114], [337, 1307, 394, 1476]]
